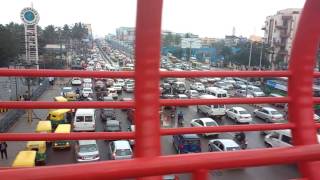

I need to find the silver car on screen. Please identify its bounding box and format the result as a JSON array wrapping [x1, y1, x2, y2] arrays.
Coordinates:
[[75, 140, 100, 162], [109, 140, 133, 160], [253, 107, 284, 123]]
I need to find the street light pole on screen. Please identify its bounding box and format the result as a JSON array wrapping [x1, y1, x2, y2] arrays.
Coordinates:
[[248, 40, 253, 69]]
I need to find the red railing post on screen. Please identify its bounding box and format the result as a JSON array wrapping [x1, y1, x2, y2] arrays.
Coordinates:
[[288, 0, 320, 179], [134, 0, 163, 179]]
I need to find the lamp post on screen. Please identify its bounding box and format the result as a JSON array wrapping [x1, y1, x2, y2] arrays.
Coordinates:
[[259, 42, 264, 71]]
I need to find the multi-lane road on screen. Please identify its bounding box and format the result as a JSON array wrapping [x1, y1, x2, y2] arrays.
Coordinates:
[[3, 46, 300, 180]]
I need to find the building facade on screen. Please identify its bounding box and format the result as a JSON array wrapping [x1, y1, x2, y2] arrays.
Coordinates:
[[263, 8, 301, 69], [116, 27, 135, 45]]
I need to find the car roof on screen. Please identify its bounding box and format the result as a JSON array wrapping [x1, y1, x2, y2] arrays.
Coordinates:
[[75, 109, 95, 114], [177, 94, 188, 97], [107, 120, 120, 125], [262, 107, 277, 111], [78, 140, 97, 146], [199, 94, 216, 99], [232, 107, 247, 111], [181, 134, 199, 139], [113, 140, 131, 149], [197, 118, 216, 123], [210, 139, 239, 147]]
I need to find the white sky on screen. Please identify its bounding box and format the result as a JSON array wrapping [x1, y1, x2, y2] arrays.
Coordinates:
[[0, 0, 305, 38]]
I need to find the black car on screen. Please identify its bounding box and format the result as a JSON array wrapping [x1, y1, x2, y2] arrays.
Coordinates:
[[105, 120, 121, 132], [100, 108, 116, 121], [161, 83, 171, 94]]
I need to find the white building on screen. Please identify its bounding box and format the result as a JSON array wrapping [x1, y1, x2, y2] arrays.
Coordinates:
[[262, 8, 301, 68], [116, 27, 135, 44]]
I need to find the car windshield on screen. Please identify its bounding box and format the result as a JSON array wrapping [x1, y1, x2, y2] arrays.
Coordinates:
[[185, 139, 200, 145], [271, 111, 281, 115], [253, 88, 262, 92], [205, 121, 217, 126], [226, 147, 241, 151], [217, 94, 227, 98], [237, 81, 245, 85], [239, 111, 248, 114], [63, 88, 72, 93], [79, 144, 98, 152], [178, 84, 185, 88], [83, 89, 91, 92], [115, 149, 132, 156]]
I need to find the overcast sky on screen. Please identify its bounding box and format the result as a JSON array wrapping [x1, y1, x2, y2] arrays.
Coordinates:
[[0, 0, 305, 38]]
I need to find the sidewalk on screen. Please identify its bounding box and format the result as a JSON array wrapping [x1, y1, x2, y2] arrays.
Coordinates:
[[0, 78, 69, 167]]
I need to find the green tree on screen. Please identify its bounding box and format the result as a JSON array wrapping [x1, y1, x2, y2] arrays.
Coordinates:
[[42, 25, 58, 44]]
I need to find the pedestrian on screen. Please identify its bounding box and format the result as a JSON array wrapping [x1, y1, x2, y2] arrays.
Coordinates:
[[0, 141, 8, 159]]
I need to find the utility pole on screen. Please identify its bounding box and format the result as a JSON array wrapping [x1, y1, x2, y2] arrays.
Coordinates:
[[259, 43, 264, 71]]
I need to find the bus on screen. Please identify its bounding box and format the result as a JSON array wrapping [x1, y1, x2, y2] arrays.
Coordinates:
[[264, 77, 320, 114]]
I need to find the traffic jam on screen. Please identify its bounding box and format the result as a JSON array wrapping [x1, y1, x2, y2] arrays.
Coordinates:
[[11, 41, 320, 179]]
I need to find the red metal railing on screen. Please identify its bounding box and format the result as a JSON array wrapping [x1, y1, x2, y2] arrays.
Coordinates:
[[1, 0, 320, 179]]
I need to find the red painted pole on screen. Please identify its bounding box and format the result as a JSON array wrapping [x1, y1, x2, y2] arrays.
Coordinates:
[[134, 0, 163, 180], [288, 0, 320, 179]]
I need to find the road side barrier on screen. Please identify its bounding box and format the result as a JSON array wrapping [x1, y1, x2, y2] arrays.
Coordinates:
[[0, 79, 49, 132]]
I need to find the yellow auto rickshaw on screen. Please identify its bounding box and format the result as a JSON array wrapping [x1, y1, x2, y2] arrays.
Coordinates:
[[47, 109, 72, 129], [35, 120, 52, 133], [53, 124, 71, 150], [12, 151, 36, 168], [54, 96, 68, 102], [25, 141, 46, 165]]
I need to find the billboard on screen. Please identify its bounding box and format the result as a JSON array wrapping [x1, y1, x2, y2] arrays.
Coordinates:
[[181, 38, 201, 49]]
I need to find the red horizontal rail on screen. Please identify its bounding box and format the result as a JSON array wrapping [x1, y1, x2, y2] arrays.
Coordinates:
[[2, 144, 320, 179], [0, 97, 290, 109], [0, 69, 293, 78], [160, 123, 295, 135], [0, 132, 134, 141], [0, 123, 295, 141], [314, 97, 320, 103]]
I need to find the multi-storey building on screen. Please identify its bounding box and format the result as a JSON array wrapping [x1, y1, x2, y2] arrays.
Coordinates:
[[263, 8, 301, 69]]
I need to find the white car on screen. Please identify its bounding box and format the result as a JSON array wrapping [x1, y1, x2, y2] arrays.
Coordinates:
[[115, 79, 125, 87], [247, 85, 265, 97], [185, 90, 199, 99], [83, 78, 92, 84], [107, 88, 118, 100], [113, 83, 123, 93], [214, 81, 232, 90], [83, 82, 92, 88], [207, 78, 221, 83], [226, 107, 252, 123], [81, 88, 93, 98], [253, 107, 284, 123], [75, 140, 100, 162], [208, 139, 241, 152], [71, 77, 82, 86], [190, 82, 205, 92], [190, 118, 219, 137], [123, 83, 134, 93], [199, 78, 208, 84]]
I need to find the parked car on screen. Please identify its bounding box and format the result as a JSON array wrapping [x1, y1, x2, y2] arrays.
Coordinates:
[[214, 81, 232, 90], [109, 140, 133, 160], [172, 134, 201, 154], [247, 85, 265, 97], [208, 139, 241, 152], [199, 78, 208, 84], [105, 120, 121, 132], [107, 88, 118, 100], [75, 140, 100, 162], [253, 107, 284, 123], [185, 90, 199, 99], [207, 78, 221, 83], [190, 118, 219, 137], [100, 108, 116, 121], [226, 107, 253, 123], [190, 82, 205, 92], [94, 80, 105, 91], [234, 81, 247, 89], [115, 79, 125, 87]]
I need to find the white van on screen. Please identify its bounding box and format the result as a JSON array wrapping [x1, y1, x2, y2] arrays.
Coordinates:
[[206, 87, 229, 98], [73, 109, 96, 132], [197, 95, 226, 118], [264, 129, 320, 148]]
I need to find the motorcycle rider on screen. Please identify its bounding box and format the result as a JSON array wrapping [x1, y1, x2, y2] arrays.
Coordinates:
[[234, 132, 247, 149]]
